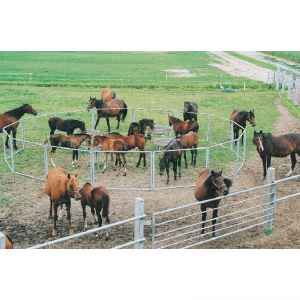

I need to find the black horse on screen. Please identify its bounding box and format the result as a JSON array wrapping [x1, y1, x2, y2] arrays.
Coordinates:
[[230, 109, 256, 144], [194, 169, 232, 237], [159, 139, 182, 184], [48, 117, 86, 135], [128, 118, 154, 140], [253, 130, 300, 179], [183, 101, 198, 121]]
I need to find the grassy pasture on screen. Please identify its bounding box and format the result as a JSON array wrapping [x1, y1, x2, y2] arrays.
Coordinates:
[[263, 51, 300, 64]]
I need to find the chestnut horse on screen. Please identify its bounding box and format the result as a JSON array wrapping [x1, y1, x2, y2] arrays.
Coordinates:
[[230, 109, 255, 145], [88, 96, 128, 132], [89, 135, 128, 175], [194, 169, 232, 237], [168, 114, 199, 137], [78, 182, 110, 239], [47, 133, 90, 167], [0, 232, 13, 249], [0, 104, 37, 150], [48, 117, 86, 135], [177, 131, 198, 168], [109, 132, 147, 167], [253, 130, 300, 179], [44, 167, 81, 236]]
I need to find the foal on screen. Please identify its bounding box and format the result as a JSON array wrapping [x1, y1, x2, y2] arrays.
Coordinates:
[[253, 130, 300, 179], [168, 114, 199, 137], [48, 117, 86, 135], [230, 109, 255, 144], [0, 104, 37, 150], [78, 183, 110, 239], [128, 118, 154, 140], [194, 169, 232, 237], [177, 131, 198, 168]]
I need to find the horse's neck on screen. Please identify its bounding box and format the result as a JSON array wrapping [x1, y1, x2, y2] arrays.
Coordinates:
[[7, 107, 26, 120]]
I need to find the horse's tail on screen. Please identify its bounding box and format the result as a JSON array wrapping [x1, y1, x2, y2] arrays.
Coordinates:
[[121, 102, 128, 121], [101, 194, 110, 223]]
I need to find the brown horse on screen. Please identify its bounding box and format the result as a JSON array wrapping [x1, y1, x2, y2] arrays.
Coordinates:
[[47, 133, 90, 167], [0, 104, 37, 150], [78, 182, 110, 239], [168, 114, 199, 137], [89, 135, 128, 175], [44, 167, 81, 236], [48, 117, 86, 135], [177, 131, 198, 168], [253, 130, 300, 179], [88, 96, 128, 132], [109, 132, 147, 167], [1, 232, 13, 249], [230, 109, 255, 144], [194, 169, 232, 237]]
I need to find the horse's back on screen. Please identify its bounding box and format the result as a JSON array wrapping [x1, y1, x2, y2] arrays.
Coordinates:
[[230, 110, 239, 121], [0, 114, 18, 130], [44, 167, 68, 200]]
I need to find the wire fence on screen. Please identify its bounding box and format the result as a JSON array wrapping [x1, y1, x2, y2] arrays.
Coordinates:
[[2, 107, 247, 191]]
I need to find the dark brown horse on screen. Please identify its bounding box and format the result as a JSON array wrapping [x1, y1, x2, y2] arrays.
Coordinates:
[[128, 118, 154, 140], [88, 96, 127, 132], [78, 182, 110, 239], [0, 104, 37, 150], [44, 167, 81, 236], [177, 131, 198, 168], [168, 114, 199, 137], [159, 139, 183, 184], [194, 169, 232, 237], [230, 109, 255, 144], [253, 130, 300, 179], [48, 117, 86, 135], [109, 132, 147, 167], [47, 133, 90, 167]]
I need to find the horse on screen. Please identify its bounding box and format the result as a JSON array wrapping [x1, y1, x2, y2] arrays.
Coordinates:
[[128, 118, 154, 140], [78, 182, 110, 239], [0, 104, 37, 150], [109, 132, 146, 167], [230, 109, 255, 145], [88, 96, 127, 132], [44, 167, 81, 236], [253, 130, 300, 179], [194, 169, 232, 237], [183, 101, 198, 121], [177, 131, 198, 168], [48, 117, 86, 135], [89, 135, 128, 175], [159, 139, 182, 184], [168, 114, 199, 137], [47, 133, 90, 167], [1, 232, 13, 249]]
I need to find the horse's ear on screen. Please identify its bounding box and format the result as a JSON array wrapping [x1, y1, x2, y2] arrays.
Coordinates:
[[67, 173, 71, 179], [220, 170, 223, 176], [74, 174, 78, 178]]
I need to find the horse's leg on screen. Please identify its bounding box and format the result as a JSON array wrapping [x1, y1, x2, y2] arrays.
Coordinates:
[[178, 155, 182, 178], [234, 127, 238, 145], [143, 152, 146, 167], [52, 202, 58, 236], [12, 128, 17, 150], [184, 151, 188, 168], [286, 153, 296, 177], [194, 148, 197, 167], [173, 159, 177, 181], [201, 204, 207, 235], [136, 152, 142, 168], [82, 203, 87, 230], [212, 208, 218, 237], [122, 153, 127, 176], [49, 199, 53, 219], [106, 118, 111, 133], [91, 206, 97, 225], [5, 132, 9, 149], [116, 115, 120, 129], [166, 160, 170, 184], [94, 115, 100, 130], [262, 155, 267, 179], [66, 200, 73, 235]]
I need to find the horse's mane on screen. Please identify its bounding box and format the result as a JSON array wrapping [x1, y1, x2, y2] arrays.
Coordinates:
[[5, 104, 28, 117]]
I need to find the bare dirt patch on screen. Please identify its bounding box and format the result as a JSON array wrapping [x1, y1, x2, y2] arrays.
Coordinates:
[[164, 69, 194, 78]]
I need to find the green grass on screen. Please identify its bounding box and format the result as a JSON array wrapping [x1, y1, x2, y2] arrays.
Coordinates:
[[263, 51, 300, 64], [228, 52, 276, 70], [281, 92, 300, 119], [0, 52, 268, 89]]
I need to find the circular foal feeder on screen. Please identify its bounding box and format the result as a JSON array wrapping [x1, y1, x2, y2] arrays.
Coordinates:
[[2, 107, 247, 191]]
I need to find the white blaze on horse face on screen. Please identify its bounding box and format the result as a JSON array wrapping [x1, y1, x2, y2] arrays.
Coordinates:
[[258, 137, 264, 152]]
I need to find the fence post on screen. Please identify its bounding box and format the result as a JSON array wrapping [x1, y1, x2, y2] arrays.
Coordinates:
[[264, 167, 276, 235], [150, 151, 155, 190], [230, 121, 234, 150], [44, 144, 49, 178], [243, 129, 247, 162], [91, 108, 97, 131], [131, 109, 137, 123], [206, 115, 211, 143], [134, 197, 145, 249], [90, 149, 96, 185], [9, 132, 15, 172], [0, 232, 5, 249], [205, 147, 210, 168]]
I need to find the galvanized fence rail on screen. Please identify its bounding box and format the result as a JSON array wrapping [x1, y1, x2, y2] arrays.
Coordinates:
[[2, 107, 247, 191]]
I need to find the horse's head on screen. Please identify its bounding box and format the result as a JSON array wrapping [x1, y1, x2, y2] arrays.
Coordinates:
[[22, 104, 37, 116], [87, 96, 97, 111], [78, 182, 93, 201], [253, 130, 265, 153], [210, 170, 232, 196], [66, 173, 81, 199], [140, 119, 154, 140], [248, 109, 256, 127]]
